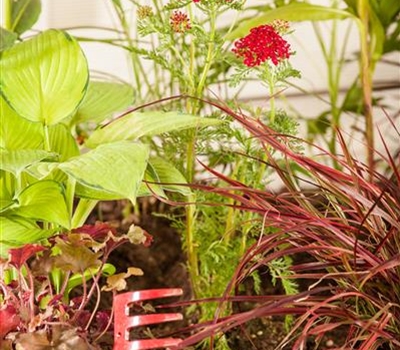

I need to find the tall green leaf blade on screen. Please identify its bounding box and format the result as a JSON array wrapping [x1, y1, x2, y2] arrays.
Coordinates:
[[73, 81, 135, 124], [0, 216, 55, 257], [369, 5, 385, 62], [0, 97, 44, 150], [1, 149, 58, 176], [85, 111, 221, 148], [9, 180, 70, 228], [59, 141, 149, 203], [11, 0, 41, 35], [227, 3, 354, 40], [0, 29, 88, 125], [367, 0, 400, 29]]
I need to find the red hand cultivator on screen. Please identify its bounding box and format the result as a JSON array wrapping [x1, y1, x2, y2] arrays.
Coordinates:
[[113, 288, 183, 350]]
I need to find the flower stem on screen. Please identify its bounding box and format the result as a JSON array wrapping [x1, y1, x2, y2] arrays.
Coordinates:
[[356, 0, 374, 178], [2, 0, 11, 30], [268, 79, 275, 124], [183, 7, 218, 298], [71, 199, 98, 228], [43, 124, 51, 152], [195, 9, 216, 98]]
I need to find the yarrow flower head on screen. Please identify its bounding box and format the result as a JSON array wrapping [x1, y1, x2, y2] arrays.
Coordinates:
[[170, 11, 191, 33], [232, 24, 291, 67], [271, 19, 290, 34], [137, 5, 153, 20]]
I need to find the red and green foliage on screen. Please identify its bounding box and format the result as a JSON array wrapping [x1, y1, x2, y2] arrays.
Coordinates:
[[173, 104, 400, 349], [0, 223, 151, 349]]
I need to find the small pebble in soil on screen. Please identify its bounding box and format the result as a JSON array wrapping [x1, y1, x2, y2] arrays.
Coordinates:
[[256, 330, 263, 336], [326, 339, 334, 347]]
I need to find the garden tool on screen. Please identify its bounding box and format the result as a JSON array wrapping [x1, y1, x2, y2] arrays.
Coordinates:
[[113, 288, 183, 350]]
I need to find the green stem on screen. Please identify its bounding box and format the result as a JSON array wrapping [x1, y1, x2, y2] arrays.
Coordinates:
[[50, 268, 63, 294], [185, 195, 199, 295], [2, 0, 11, 31], [71, 199, 98, 228], [195, 9, 216, 98], [170, 44, 195, 91], [268, 77, 275, 124], [328, 20, 340, 165], [356, 1, 374, 177], [14, 173, 22, 194], [65, 177, 76, 229], [223, 159, 241, 242], [43, 124, 51, 152], [183, 7, 218, 298]]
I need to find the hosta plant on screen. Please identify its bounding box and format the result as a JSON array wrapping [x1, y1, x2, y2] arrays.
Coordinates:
[[0, 28, 219, 256], [0, 16, 219, 348]]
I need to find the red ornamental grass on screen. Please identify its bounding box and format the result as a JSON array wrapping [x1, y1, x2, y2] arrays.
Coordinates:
[[168, 102, 400, 349], [232, 24, 291, 67]]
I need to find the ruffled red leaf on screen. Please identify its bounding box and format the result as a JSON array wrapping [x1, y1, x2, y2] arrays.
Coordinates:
[[72, 222, 117, 241], [9, 244, 45, 268], [0, 304, 20, 338]]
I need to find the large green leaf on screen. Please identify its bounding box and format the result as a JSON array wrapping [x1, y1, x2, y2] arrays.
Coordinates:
[[366, 0, 400, 28], [227, 3, 355, 40], [0, 97, 44, 150], [27, 124, 81, 183], [0, 149, 58, 176], [85, 111, 221, 148], [8, 180, 70, 228], [147, 157, 191, 196], [369, 4, 385, 62], [59, 141, 149, 203], [0, 28, 18, 51], [0, 216, 55, 257], [25, 162, 60, 180], [49, 123, 80, 162], [11, 0, 41, 35], [73, 81, 135, 124], [74, 184, 124, 201], [0, 198, 14, 212], [0, 171, 14, 212], [0, 169, 13, 197], [137, 170, 166, 198], [0, 29, 88, 125]]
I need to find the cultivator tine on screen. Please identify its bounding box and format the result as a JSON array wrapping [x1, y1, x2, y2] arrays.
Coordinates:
[[113, 288, 183, 350]]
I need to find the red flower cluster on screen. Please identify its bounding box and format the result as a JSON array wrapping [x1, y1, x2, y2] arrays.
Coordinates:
[[232, 24, 291, 67], [170, 11, 191, 33]]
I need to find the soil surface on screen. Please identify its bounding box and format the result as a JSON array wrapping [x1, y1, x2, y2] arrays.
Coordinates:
[[92, 199, 342, 350]]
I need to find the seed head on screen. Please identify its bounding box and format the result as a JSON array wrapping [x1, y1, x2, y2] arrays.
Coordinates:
[[170, 11, 191, 33]]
